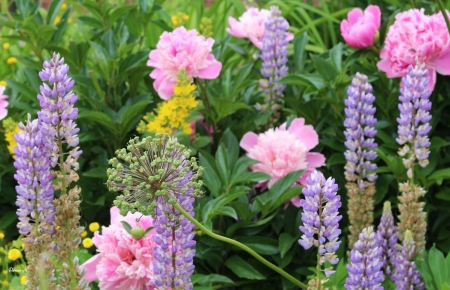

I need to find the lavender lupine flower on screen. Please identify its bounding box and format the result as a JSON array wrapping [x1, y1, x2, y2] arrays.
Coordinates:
[[298, 170, 342, 277], [14, 114, 55, 237], [376, 201, 398, 281], [344, 72, 378, 248], [397, 63, 432, 177], [345, 227, 384, 289], [37, 52, 81, 169], [392, 230, 424, 290], [107, 134, 202, 289], [396, 63, 430, 257]]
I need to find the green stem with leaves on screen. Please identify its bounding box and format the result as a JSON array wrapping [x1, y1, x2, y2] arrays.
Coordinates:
[[172, 203, 307, 289], [437, 0, 450, 35]]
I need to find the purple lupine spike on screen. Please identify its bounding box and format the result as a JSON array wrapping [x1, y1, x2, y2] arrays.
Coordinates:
[[260, 5, 290, 103], [345, 226, 384, 289], [13, 114, 55, 237], [152, 171, 196, 290], [392, 230, 424, 290], [376, 201, 398, 281], [37, 53, 81, 168], [298, 170, 342, 277], [396, 63, 432, 177], [344, 72, 378, 248]]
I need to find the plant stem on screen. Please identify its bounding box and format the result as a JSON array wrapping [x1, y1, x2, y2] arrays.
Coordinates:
[[172, 203, 307, 289], [437, 0, 450, 35]]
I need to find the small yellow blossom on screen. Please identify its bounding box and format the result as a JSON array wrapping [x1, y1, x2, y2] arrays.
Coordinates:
[[3, 42, 10, 49], [81, 231, 87, 238], [54, 16, 61, 25], [0, 232, 4, 239], [61, 3, 67, 9], [199, 17, 213, 38], [89, 222, 100, 232], [8, 249, 21, 261], [68, 17, 73, 24], [1, 270, 6, 275], [0, 80, 7, 86], [171, 12, 189, 27], [82, 238, 93, 248], [3, 118, 21, 158], [2, 280, 9, 287], [56, 225, 60, 230], [7, 57, 17, 65], [20, 275, 27, 285]]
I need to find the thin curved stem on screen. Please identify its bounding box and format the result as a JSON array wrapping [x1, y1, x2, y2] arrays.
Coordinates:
[[172, 203, 307, 289], [437, 0, 450, 35]]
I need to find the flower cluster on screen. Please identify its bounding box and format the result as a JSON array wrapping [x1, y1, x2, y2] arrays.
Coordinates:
[[227, 7, 271, 49], [392, 230, 424, 289], [137, 70, 200, 135], [343, 72, 378, 247], [2, 117, 21, 158], [376, 201, 398, 280], [345, 226, 384, 289], [199, 17, 213, 38], [240, 118, 325, 207], [81, 207, 157, 290], [171, 12, 189, 27], [378, 8, 450, 90], [107, 133, 202, 289], [298, 170, 342, 277], [340, 5, 381, 48], [147, 26, 222, 100], [0, 85, 8, 120], [260, 6, 290, 106]]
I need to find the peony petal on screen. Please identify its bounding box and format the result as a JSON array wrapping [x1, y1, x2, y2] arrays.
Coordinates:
[[227, 17, 246, 38], [289, 196, 302, 208], [298, 170, 312, 186], [377, 58, 398, 78], [365, 5, 381, 28], [287, 119, 318, 151], [426, 68, 437, 91], [354, 23, 377, 48], [347, 8, 364, 25], [156, 78, 176, 100], [249, 35, 263, 49], [146, 50, 160, 68], [240, 132, 259, 152], [306, 153, 326, 169], [197, 58, 222, 79], [80, 254, 101, 282], [434, 48, 450, 75], [110, 206, 120, 225]]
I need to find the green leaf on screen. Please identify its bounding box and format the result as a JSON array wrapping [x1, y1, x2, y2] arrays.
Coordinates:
[[119, 99, 152, 135], [220, 128, 239, 169], [83, 167, 107, 178], [294, 32, 308, 72], [120, 221, 132, 234], [271, 186, 303, 209], [101, 30, 117, 58], [428, 168, 450, 186], [0, 212, 17, 230], [6, 79, 38, 104], [139, 0, 148, 12], [230, 156, 259, 185], [231, 171, 271, 185], [236, 236, 279, 255], [326, 153, 346, 167], [78, 110, 119, 134], [109, 5, 137, 25], [329, 43, 343, 72], [125, 8, 143, 37], [279, 233, 296, 258], [232, 64, 253, 96], [267, 170, 304, 205], [215, 144, 230, 186], [46, 0, 63, 25], [224, 256, 266, 280], [199, 153, 221, 197], [214, 99, 252, 122], [311, 54, 338, 83], [192, 274, 235, 286], [209, 206, 238, 220], [428, 245, 448, 287], [193, 136, 212, 148], [118, 50, 149, 75]]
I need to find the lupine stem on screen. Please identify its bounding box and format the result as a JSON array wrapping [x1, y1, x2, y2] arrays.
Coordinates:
[[172, 203, 307, 289]]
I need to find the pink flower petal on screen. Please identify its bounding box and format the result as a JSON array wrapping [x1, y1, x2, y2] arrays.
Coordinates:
[[288, 119, 318, 151], [80, 254, 101, 282], [197, 57, 222, 79], [365, 5, 381, 27], [240, 132, 259, 152], [306, 153, 326, 169]]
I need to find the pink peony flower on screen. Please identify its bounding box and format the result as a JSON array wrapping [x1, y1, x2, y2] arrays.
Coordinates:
[[340, 5, 381, 49], [80, 207, 157, 290], [240, 118, 325, 207], [0, 86, 8, 120], [147, 27, 222, 100], [377, 9, 450, 90], [226, 7, 294, 49]]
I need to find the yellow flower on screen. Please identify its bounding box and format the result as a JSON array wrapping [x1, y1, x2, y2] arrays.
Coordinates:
[[2, 270, 6, 275], [20, 275, 27, 285], [174, 83, 196, 97], [80, 231, 87, 238], [199, 17, 213, 38], [171, 12, 189, 27], [3, 42, 10, 49], [0, 232, 4, 239], [2, 280, 9, 287], [54, 16, 61, 25], [55, 225, 60, 230], [82, 238, 93, 248], [0, 80, 7, 86], [7, 57, 17, 65], [89, 222, 100, 232], [3, 118, 21, 158], [61, 3, 67, 9], [8, 249, 21, 261], [68, 17, 73, 24]]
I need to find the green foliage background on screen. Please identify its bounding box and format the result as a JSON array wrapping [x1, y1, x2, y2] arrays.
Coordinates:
[[0, 0, 450, 289]]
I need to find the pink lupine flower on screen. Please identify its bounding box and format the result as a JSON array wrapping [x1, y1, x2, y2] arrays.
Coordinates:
[[240, 118, 325, 207], [147, 27, 222, 100], [340, 5, 381, 48], [0, 86, 8, 120], [377, 8, 450, 90], [81, 207, 156, 290]]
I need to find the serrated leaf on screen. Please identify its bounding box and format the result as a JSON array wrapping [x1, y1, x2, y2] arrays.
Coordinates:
[[224, 256, 265, 280]]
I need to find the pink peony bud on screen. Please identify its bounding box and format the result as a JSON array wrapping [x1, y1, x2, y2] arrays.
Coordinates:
[[340, 5, 381, 49]]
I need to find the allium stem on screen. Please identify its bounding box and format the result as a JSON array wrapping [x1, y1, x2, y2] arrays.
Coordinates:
[[172, 203, 307, 289]]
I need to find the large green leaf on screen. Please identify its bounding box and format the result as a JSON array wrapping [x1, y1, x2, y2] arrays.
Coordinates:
[[224, 256, 265, 280]]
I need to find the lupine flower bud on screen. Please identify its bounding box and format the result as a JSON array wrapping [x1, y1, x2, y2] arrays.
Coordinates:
[[345, 226, 384, 289], [376, 201, 398, 280], [344, 72, 378, 248], [298, 170, 342, 277], [392, 230, 424, 290]]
